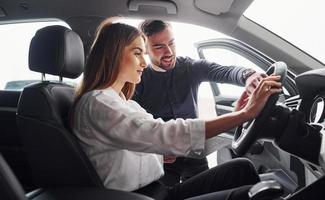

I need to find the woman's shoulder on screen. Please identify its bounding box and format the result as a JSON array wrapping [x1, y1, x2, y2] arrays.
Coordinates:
[[78, 88, 120, 107], [94, 88, 123, 105], [128, 99, 146, 112]]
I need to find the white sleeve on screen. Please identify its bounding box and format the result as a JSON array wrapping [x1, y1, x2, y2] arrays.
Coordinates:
[[84, 92, 206, 158]]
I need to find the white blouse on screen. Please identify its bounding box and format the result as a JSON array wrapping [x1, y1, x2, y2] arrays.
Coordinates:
[[73, 88, 206, 191]]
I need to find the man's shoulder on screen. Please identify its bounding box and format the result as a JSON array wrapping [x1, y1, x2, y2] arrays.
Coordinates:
[[175, 56, 196, 70], [175, 57, 212, 73], [176, 56, 209, 67], [176, 56, 194, 64]]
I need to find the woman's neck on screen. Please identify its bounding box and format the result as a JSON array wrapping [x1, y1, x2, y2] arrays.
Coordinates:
[[110, 81, 126, 100], [110, 80, 123, 93]]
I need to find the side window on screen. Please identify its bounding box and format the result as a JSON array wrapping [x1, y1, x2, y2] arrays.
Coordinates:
[[202, 48, 265, 98], [0, 21, 80, 91]]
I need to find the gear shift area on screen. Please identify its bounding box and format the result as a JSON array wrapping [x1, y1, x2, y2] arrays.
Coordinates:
[[248, 180, 284, 200]]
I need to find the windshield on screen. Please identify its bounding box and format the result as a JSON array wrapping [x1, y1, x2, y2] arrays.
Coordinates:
[[244, 0, 325, 64]]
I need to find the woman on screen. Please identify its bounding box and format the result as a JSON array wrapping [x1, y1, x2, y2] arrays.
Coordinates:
[[72, 18, 282, 200]]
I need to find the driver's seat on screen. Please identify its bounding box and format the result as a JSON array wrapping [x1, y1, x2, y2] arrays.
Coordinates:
[[16, 25, 103, 188]]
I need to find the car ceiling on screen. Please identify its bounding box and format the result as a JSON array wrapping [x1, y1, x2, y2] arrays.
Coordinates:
[[0, 0, 251, 29], [1, 0, 324, 74], [0, 0, 252, 53]]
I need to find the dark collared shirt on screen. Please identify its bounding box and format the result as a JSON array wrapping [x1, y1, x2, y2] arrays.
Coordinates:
[[133, 56, 247, 121]]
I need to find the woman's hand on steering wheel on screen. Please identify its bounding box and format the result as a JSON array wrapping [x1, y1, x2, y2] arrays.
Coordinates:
[[232, 62, 287, 156], [241, 75, 283, 120]]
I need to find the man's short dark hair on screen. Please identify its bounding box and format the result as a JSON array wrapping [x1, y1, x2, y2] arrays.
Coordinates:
[[139, 20, 171, 37]]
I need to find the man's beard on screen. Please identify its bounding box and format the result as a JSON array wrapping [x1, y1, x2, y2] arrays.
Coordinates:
[[158, 56, 175, 71]]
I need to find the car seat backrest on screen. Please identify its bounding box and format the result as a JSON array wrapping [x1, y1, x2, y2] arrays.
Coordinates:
[[0, 90, 34, 191], [16, 25, 103, 188]]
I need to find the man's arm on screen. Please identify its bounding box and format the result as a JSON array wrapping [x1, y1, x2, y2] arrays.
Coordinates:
[[189, 57, 264, 93], [189, 58, 248, 85]]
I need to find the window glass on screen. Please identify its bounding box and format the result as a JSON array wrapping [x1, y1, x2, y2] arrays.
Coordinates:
[[0, 20, 79, 91], [244, 0, 325, 64]]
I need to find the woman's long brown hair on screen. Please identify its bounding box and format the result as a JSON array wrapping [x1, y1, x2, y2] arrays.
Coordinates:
[[74, 18, 143, 103], [69, 18, 143, 128]]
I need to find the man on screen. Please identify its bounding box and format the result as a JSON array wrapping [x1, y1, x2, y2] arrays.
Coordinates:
[[133, 20, 263, 186]]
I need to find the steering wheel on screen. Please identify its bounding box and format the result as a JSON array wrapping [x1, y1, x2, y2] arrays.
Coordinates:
[[231, 62, 287, 156]]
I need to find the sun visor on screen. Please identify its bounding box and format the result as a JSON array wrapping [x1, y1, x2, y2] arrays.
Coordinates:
[[194, 0, 234, 15], [128, 0, 177, 15]]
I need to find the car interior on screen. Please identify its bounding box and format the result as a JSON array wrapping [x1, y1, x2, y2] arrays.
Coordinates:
[[1, 0, 325, 199]]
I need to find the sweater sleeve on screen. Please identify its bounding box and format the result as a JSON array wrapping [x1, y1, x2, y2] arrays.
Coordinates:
[[185, 57, 248, 86]]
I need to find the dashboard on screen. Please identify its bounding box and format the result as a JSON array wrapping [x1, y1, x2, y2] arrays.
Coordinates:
[[309, 95, 325, 124], [295, 69, 325, 126], [294, 68, 325, 172]]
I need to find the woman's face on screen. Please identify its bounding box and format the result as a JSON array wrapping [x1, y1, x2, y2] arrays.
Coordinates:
[[118, 36, 147, 84]]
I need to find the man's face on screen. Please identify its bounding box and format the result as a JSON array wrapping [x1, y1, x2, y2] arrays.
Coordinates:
[[146, 26, 176, 71]]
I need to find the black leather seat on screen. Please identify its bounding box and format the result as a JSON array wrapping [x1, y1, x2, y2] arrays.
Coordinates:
[[0, 153, 27, 200], [15, 25, 153, 200], [16, 25, 103, 188], [0, 152, 153, 200]]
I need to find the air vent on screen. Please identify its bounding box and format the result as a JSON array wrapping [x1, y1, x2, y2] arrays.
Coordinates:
[[285, 95, 301, 110]]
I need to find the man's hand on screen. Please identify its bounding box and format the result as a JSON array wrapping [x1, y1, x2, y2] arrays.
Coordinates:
[[164, 155, 177, 163], [245, 72, 266, 95]]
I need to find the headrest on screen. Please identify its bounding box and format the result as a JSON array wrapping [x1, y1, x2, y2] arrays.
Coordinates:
[[29, 25, 84, 79]]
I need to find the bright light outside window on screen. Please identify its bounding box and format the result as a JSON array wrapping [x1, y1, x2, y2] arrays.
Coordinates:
[[122, 19, 228, 59], [0, 20, 71, 90], [244, 0, 325, 64]]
